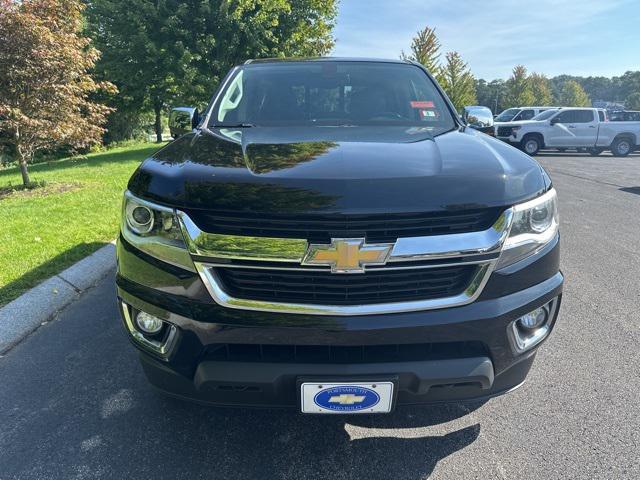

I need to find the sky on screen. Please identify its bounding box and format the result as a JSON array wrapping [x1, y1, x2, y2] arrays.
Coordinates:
[[332, 0, 639, 80]]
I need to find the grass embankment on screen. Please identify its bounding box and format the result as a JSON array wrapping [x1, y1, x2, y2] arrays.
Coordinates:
[[0, 142, 163, 306]]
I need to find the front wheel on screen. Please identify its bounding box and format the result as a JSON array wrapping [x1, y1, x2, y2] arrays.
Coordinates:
[[611, 137, 632, 157], [587, 147, 604, 156], [522, 136, 541, 156]]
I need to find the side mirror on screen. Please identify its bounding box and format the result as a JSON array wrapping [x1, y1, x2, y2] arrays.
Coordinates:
[[462, 106, 494, 134], [550, 117, 560, 125], [169, 107, 199, 138]]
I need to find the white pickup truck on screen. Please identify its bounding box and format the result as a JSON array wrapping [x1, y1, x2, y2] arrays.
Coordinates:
[[495, 107, 640, 156]]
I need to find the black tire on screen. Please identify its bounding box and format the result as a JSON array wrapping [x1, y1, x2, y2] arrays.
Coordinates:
[[587, 147, 604, 156], [521, 135, 541, 156], [611, 137, 633, 157]]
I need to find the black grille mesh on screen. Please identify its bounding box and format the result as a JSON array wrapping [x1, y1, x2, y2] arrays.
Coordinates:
[[204, 341, 488, 364], [497, 126, 513, 137], [185, 208, 503, 242], [214, 265, 477, 305]]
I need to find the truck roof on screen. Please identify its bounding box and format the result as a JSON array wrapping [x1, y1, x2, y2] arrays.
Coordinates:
[[243, 57, 413, 66], [555, 107, 601, 110]]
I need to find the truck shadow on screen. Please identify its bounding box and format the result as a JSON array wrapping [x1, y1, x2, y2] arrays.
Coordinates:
[[148, 396, 485, 479]]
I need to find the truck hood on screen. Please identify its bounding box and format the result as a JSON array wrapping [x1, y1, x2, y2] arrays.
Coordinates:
[[128, 126, 548, 215], [495, 120, 547, 127]]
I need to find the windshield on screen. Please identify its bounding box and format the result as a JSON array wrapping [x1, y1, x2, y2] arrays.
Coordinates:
[[495, 108, 520, 122], [532, 109, 559, 120], [208, 62, 456, 132]]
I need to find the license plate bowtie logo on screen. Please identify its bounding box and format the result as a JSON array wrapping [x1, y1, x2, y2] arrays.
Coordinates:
[[302, 238, 393, 273], [328, 394, 366, 405]]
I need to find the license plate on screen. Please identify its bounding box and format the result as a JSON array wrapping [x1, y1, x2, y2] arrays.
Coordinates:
[[300, 382, 394, 414]]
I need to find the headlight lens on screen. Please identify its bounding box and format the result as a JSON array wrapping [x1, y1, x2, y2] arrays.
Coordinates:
[[121, 191, 195, 271], [497, 189, 558, 269], [126, 203, 154, 234]]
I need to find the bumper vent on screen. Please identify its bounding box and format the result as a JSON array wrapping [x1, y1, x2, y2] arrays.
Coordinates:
[[497, 126, 513, 137], [215, 264, 477, 306], [204, 341, 488, 364], [184, 208, 504, 243]]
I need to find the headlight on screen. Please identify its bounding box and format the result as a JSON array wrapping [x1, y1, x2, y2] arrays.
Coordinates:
[[121, 191, 195, 271], [497, 188, 558, 269]]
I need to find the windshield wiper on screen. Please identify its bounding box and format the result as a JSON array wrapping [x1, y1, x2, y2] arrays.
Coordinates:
[[211, 123, 256, 128]]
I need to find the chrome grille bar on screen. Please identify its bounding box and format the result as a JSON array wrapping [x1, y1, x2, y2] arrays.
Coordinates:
[[178, 209, 513, 264]]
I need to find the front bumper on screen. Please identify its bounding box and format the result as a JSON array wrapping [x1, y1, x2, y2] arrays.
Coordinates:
[[497, 135, 520, 145], [116, 234, 563, 408]]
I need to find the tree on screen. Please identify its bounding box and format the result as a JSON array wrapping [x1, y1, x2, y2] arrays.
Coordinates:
[[626, 92, 640, 110], [529, 73, 553, 105], [475, 78, 508, 114], [0, 0, 113, 187], [439, 51, 476, 111], [402, 26, 441, 78], [505, 65, 534, 107], [559, 80, 591, 107], [86, 0, 337, 143]]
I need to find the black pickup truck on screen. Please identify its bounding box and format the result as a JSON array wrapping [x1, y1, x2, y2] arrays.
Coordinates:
[[117, 58, 562, 414]]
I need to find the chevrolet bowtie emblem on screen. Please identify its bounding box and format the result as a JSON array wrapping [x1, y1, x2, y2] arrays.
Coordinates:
[[328, 394, 366, 405], [302, 238, 393, 273]]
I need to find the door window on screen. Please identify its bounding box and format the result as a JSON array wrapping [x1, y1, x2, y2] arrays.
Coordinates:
[[573, 110, 594, 123], [518, 109, 536, 120], [555, 110, 578, 123]]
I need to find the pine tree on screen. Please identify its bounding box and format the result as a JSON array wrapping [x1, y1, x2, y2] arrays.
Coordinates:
[[402, 26, 442, 78], [506, 65, 534, 107], [439, 52, 477, 111], [559, 80, 591, 107], [529, 73, 553, 106]]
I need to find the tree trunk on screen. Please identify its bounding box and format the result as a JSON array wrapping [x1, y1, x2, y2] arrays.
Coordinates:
[[18, 153, 31, 187], [154, 103, 163, 143]]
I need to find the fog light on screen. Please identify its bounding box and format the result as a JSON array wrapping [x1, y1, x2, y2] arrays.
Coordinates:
[[517, 305, 548, 330], [135, 311, 164, 334], [508, 298, 559, 353]]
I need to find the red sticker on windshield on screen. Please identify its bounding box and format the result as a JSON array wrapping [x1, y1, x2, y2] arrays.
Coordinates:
[[411, 101, 434, 108]]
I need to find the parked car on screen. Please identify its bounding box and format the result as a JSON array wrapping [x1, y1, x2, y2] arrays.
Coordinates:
[[462, 105, 494, 135], [496, 107, 640, 156], [495, 108, 560, 144], [494, 106, 557, 122], [609, 110, 640, 122], [117, 58, 562, 413]]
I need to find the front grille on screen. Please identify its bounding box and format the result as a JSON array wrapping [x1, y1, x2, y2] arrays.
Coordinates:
[[497, 126, 513, 137], [214, 264, 477, 305], [185, 208, 504, 243], [204, 341, 488, 364]]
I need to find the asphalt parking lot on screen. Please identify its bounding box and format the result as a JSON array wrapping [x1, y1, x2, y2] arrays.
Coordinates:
[[1, 151, 639, 480]]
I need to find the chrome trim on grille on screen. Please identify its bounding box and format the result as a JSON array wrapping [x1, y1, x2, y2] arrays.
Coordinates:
[[178, 208, 513, 264], [178, 212, 308, 262], [178, 207, 513, 315], [197, 256, 495, 272], [389, 209, 513, 261], [194, 261, 495, 316]]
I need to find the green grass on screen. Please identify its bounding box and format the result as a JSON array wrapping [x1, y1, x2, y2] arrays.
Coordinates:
[[0, 142, 164, 306]]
